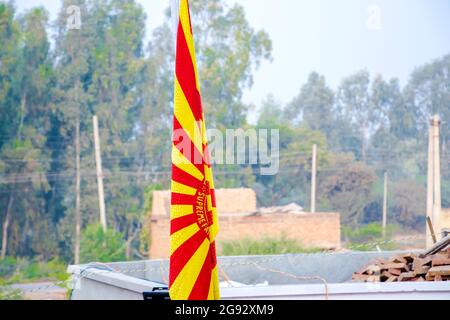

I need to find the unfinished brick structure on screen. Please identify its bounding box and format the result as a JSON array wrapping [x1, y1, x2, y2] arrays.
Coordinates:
[[442, 209, 450, 230], [149, 189, 341, 259], [151, 188, 257, 218]]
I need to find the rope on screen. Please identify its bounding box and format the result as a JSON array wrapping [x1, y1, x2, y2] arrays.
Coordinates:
[[251, 263, 329, 300], [0, 233, 431, 300]]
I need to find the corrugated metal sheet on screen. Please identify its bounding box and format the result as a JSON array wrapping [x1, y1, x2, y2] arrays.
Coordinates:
[[67, 252, 450, 300]]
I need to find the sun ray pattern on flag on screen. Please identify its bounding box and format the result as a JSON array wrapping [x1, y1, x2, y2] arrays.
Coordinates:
[[169, 0, 220, 301]]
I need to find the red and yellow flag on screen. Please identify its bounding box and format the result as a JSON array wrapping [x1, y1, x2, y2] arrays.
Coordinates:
[[169, 0, 220, 300]]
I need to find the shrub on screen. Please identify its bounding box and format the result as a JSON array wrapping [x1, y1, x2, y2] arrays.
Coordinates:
[[80, 224, 126, 263], [0, 257, 18, 278], [0, 257, 67, 284], [21, 259, 67, 282], [343, 223, 383, 243], [220, 236, 321, 256], [0, 286, 23, 300], [343, 223, 399, 251]]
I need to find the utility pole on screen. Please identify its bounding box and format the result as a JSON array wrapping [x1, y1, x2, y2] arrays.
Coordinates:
[[93, 115, 107, 232], [426, 115, 442, 248], [432, 115, 441, 240], [74, 104, 81, 265], [1, 192, 14, 260], [426, 125, 434, 248], [382, 171, 388, 238], [311, 144, 317, 213]]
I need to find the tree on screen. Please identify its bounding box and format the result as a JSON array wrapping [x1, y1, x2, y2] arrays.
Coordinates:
[[0, 1, 20, 260], [390, 180, 426, 230], [80, 224, 126, 263], [318, 154, 376, 225], [86, 0, 147, 259], [134, 22, 174, 188], [1, 5, 54, 259], [405, 53, 450, 154], [51, 0, 151, 262], [367, 76, 423, 177], [380, 78, 417, 141], [283, 71, 362, 160], [2, 0, 445, 263], [337, 70, 381, 161], [255, 96, 329, 207], [0, 2, 20, 148], [285, 72, 335, 136], [53, 0, 95, 264], [188, 0, 272, 128]]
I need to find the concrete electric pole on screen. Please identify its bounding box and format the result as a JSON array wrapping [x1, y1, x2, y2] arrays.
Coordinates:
[[426, 115, 442, 248], [311, 144, 317, 213], [382, 171, 388, 238], [93, 115, 107, 232]]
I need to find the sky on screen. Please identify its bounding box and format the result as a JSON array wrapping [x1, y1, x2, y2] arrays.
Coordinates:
[[14, 0, 450, 122]]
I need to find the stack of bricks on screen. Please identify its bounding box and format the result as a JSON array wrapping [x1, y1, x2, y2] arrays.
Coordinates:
[[352, 248, 450, 283]]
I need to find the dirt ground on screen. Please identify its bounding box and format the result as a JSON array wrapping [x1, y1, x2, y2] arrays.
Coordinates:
[[10, 282, 67, 300]]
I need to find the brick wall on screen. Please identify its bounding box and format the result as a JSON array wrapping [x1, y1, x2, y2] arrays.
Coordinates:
[[149, 212, 341, 259], [151, 189, 257, 218], [441, 209, 450, 230]]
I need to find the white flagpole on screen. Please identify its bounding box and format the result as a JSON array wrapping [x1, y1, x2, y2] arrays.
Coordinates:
[[171, 0, 180, 45]]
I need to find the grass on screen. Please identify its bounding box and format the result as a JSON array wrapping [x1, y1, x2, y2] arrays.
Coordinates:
[[0, 257, 68, 285], [220, 236, 323, 256], [342, 223, 400, 251], [0, 285, 23, 300], [0, 258, 69, 300]]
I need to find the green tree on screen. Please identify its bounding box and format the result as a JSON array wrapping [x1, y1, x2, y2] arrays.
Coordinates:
[[79, 224, 126, 263], [256, 96, 329, 207], [0, 1, 21, 260], [405, 53, 450, 155], [337, 70, 383, 161], [379, 78, 417, 140], [284, 72, 361, 159], [188, 0, 272, 128], [318, 153, 376, 225], [86, 0, 147, 259], [134, 0, 273, 199], [285, 72, 335, 135], [390, 180, 426, 230], [367, 76, 423, 177], [1, 5, 54, 260], [0, 2, 20, 147], [53, 0, 95, 263]]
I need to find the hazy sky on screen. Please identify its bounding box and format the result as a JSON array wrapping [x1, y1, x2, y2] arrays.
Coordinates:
[[15, 0, 450, 121]]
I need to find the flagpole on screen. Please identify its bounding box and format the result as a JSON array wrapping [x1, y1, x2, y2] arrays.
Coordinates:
[[171, 0, 180, 45], [169, 0, 221, 300]]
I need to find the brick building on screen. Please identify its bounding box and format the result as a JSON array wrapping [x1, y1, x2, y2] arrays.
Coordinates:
[[149, 189, 341, 259], [441, 209, 450, 231]]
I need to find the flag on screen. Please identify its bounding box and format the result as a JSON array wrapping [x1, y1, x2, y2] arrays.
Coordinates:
[[169, 0, 220, 301]]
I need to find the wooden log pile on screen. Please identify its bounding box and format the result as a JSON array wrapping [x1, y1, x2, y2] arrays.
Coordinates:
[[352, 247, 450, 283]]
